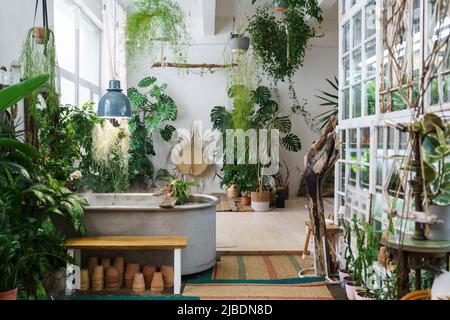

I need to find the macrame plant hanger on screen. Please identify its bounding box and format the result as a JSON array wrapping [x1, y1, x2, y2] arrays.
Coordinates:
[[33, 0, 50, 55]]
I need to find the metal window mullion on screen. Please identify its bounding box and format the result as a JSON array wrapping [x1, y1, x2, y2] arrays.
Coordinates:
[[75, 6, 81, 107]]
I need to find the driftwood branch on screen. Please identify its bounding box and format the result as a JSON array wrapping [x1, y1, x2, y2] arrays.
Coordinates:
[[304, 116, 339, 275], [151, 62, 238, 69]]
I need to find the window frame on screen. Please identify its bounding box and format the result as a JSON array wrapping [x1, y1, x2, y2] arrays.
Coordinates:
[[55, 0, 102, 106]]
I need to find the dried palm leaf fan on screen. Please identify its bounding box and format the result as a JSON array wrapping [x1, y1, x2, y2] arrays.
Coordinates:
[[167, 122, 219, 190]]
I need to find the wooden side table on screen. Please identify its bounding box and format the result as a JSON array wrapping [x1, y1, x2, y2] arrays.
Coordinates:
[[381, 235, 450, 298]]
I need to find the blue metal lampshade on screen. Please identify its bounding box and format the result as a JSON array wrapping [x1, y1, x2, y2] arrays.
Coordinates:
[[97, 80, 132, 119]]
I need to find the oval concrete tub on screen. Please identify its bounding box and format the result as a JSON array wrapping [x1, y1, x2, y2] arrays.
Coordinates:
[[74, 193, 218, 275]]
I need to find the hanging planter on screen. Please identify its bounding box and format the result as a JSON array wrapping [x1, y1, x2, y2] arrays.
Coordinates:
[[273, 0, 289, 12], [230, 34, 250, 55], [32, 27, 48, 45]]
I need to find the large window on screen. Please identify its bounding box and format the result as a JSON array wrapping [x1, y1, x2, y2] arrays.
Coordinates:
[[54, 0, 101, 106]]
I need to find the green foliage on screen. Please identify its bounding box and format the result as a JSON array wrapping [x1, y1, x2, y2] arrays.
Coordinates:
[[0, 75, 50, 111], [313, 76, 339, 130], [247, 0, 323, 82], [0, 78, 87, 298], [168, 178, 198, 205], [125, 0, 189, 62], [211, 85, 302, 192], [420, 113, 450, 206], [128, 76, 178, 189]]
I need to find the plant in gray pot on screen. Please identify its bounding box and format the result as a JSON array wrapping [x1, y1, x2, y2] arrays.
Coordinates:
[[230, 33, 250, 55], [421, 113, 450, 240]]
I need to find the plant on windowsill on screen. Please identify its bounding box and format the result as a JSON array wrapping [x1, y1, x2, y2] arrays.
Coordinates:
[[127, 76, 178, 191], [125, 0, 189, 63]]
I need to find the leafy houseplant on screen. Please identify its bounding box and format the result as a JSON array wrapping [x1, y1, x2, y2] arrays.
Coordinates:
[[248, 0, 323, 82], [0, 76, 87, 300], [166, 179, 198, 206], [127, 76, 178, 190], [125, 0, 189, 62], [420, 113, 450, 240], [313, 76, 339, 131]]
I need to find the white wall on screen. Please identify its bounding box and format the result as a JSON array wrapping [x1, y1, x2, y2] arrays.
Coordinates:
[[127, 9, 339, 197]]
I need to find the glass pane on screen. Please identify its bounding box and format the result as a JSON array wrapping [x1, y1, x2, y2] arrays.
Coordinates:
[[360, 165, 370, 191], [353, 48, 362, 83], [353, 11, 362, 48], [341, 0, 347, 15], [360, 128, 370, 164], [365, 39, 376, 78], [431, 77, 439, 105], [353, 84, 361, 118], [349, 164, 357, 187], [444, 74, 450, 103], [365, 0, 376, 39], [366, 80, 376, 115], [377, 127, 384, 155], [340, 130, 347, 159], [376, 158, 383, 186], [79, 85, 91, 105], [374, 190, 383, 219], [400, 131, 409, 151], [392, 91, 407, 111], [343, 22, 350, 54], [343, 89, 350, 120], [54, 0, 76, 73], [349, 129, 357, 161], [387, 127, 395, 150], [339, 163, 346, 192], [79, 15, 100, 86], [60, 78, 76, 106], [343, 55, 350, 86]]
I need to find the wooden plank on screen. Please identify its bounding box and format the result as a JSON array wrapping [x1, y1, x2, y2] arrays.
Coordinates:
[[66, 236, 188, 250]]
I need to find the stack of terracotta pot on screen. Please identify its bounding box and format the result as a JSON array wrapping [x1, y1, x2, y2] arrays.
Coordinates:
[[151, 272, 164, 293], [113, 257, 125, 287], [125, 263, 140, 289], [105, 267, 121, 291], [143, 265, 156, 289], [91, 266, 104, 291], [161, 265, 174, 289], [87, 257, 98, 279], [80, 269, 90, 291], [132, 273, 146, 293]]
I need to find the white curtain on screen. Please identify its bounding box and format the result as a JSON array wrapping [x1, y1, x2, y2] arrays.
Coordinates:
[[102, 0, 127, 90]]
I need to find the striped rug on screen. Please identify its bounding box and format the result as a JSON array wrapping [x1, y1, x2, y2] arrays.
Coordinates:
[[183, 255, 333, 300]]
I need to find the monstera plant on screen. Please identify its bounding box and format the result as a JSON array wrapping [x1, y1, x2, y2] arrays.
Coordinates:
[[127, 76, 178, 189]]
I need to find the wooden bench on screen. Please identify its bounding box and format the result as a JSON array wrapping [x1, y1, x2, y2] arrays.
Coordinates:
[[65, 236, 188, 296]]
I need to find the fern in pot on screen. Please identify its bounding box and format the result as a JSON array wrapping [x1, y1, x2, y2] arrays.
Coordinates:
[[420, 113, 450, 240]]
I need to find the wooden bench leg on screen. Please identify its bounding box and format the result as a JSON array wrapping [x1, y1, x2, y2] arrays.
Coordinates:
[[66, 249, 81, 296], [174, 249, 182, 295]]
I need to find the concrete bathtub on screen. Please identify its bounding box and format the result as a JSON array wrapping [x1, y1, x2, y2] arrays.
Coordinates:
[[64, 193, 219, 275]]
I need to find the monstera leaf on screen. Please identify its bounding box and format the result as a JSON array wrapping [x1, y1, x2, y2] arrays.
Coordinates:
[[210, 106, 232, 132], [282, 134, 302, 152], [273, 116, 292, 134], [160, 125, 176, 142], [138, 76, 157, 88]]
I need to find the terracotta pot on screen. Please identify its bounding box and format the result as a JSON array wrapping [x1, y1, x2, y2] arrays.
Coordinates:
[[87, 257, 98, 279], [143, 265, 156, 289], [161, 265, 174, 289], [91, 266, 104, 291], [80, 269, 90, 291], [32, 27, 48, 45], [241, 196, 251, 206], [355, 289, 376, 301], [227, 184, 240, 198], [113, 257, 125, 287], [0, 288, 18, 301], [105, 267, 121, 291], [151, 272, 164, 293], [132, 273, 146, 293], [125, 263, 140, 289], [101, 258, 111, 270]]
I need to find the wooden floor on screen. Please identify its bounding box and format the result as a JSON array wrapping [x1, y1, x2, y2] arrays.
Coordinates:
[[216, 197, 334, 253]]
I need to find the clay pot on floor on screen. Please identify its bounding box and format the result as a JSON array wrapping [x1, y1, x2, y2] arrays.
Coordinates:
[[143, 265, 156, 289], [0, 288, 18, 301], [87, 257, 98, 278], [251, 191, 271, 212], [114, 257, 125, 287], [80, 269, 90, 291], [132, 273, 146, 293], [91, 266, 104, 291], [161, 265, 174, 288], [151, 272, 164, 293], [125, 263, 140, 289], [241, 195, 251, 206], [106, 267, 121, 291]]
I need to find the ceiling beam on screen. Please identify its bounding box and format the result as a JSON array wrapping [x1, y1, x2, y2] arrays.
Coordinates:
[[201, 0, 216, 36]]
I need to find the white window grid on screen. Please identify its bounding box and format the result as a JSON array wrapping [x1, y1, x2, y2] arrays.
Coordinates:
[[56, 0, 102, 106]]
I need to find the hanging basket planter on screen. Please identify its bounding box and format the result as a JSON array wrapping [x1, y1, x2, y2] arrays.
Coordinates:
[[273, 0, 289, 12], [230, 34, 250, 55], [32, 27, 48, 45]]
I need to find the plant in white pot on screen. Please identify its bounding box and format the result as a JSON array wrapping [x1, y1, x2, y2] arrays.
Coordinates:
[[420, 113, 450, 240]]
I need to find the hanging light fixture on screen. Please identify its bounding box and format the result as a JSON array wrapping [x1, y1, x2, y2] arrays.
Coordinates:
[[97, 80, 132, 119]]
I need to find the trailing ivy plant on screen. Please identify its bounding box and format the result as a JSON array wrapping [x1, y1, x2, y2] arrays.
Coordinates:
[[125, 0, 189, 62], [248, 0, 323, 82], [127, 76, 178, 189]]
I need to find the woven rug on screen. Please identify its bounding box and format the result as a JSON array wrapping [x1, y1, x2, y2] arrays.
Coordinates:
[[211, 255, 314, 280], [183, 255, 333, 300]]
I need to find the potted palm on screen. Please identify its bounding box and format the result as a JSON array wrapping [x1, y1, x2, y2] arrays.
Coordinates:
[[420, 113, 450, 240]]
